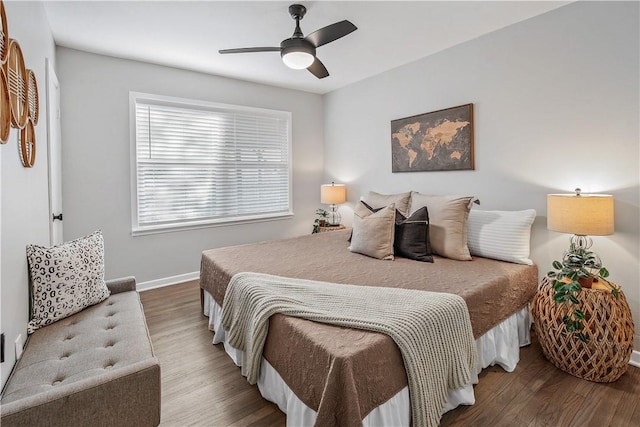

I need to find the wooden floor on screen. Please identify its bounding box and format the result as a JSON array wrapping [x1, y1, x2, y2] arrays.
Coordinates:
[[140, 280, 640, 427]]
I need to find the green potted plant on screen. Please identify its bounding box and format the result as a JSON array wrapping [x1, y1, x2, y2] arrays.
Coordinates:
[[547, 243, 618, 342], [312, 208, 329, 234]]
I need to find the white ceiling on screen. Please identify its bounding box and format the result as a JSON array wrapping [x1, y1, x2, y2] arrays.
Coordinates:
[[43, 1, 571, 95]]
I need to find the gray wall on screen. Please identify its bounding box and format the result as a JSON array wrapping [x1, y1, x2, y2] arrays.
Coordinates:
[[324, 1, 640, 350], [56, 48, 324, 285], [1, 2, 56, 387]]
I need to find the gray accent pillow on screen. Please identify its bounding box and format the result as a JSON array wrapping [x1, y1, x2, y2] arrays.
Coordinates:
[[26, 230, 110, 333], [362, 191, 411, 216], [349, 202, 396, 260], [409, 192, 474, 261]]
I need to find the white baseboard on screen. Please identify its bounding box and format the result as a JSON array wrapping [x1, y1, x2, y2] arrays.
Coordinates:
[[630, 350, 640, 368], [137, 271, 200, 292]]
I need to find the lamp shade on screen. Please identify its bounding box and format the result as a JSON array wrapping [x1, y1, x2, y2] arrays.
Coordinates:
[[321, 183, 346, 204], [547, 192, 614, 236]]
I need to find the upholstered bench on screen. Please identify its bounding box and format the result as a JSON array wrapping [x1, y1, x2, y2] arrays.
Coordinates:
[[0, 277, 161, 427]]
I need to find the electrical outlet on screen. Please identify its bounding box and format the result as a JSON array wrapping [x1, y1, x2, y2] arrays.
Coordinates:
[[15, 334, 23, 360], [1, 333, 5, 363]]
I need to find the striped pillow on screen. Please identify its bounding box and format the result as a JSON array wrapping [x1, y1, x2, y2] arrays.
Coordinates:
[[467, 209, 536, 265]]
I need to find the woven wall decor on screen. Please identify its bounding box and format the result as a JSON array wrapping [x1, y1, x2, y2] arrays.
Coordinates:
[[0, 0, 8, 65], [0, 0, 42, 167], [27, 68, 38, 125], [0, 68, 9, 143], [532, 276, 634, 383], [6, 38, 28, 129], [19, 118, 35, 167], [0, 0, 9, 143]]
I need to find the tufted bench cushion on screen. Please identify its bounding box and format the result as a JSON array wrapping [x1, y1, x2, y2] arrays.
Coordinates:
[[0, 277, 160, 427]]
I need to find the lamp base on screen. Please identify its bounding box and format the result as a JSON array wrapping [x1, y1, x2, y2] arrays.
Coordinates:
[[327, 204, 341, 226], [570, 234, 593, 250], [562, 234, 602, 271]]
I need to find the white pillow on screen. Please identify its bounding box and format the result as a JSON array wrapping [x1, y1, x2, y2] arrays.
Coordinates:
[[467, 209, 536, 265], [26, 230, 110, 333]]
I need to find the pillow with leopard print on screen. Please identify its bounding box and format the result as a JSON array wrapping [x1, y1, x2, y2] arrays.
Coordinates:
[[26, 230, 110, 333]]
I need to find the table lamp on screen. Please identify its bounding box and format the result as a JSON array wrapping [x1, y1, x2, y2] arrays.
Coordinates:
[[547, 188, 614, 255], [321, 182, 346, 226]]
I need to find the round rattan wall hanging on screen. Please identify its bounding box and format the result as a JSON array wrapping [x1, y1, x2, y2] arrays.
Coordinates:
[[19, 117, 35, 167], [0, 68, 10, 143], [27, 68, 38, 125], [0, 0, 8, 65], [6, 38, 28, 129]]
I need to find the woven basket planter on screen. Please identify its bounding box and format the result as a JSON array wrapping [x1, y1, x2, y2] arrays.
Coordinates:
[[531, 276, 634, 383]]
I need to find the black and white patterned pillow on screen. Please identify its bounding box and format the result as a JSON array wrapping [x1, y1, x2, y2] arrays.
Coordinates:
[[26, 230, 110, 333]]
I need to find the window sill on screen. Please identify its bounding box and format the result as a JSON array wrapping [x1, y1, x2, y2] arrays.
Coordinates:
[[131, 212, 294, 236]]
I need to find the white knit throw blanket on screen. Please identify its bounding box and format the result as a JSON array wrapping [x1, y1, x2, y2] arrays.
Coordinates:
[[221, 272, 478, 427]]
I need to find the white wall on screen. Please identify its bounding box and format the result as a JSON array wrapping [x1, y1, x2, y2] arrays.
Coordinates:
[[56, 48, 324, 285], [324, 1, 640, 350], [0, 2, 56, 387], [1, 3, 636, 392]]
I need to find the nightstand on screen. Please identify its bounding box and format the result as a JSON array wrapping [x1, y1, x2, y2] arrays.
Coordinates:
[[532, 276, 634, 382], [318, 224, 346, 233]]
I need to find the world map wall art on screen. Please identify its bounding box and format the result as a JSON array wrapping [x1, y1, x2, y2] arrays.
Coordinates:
[[391, 103, 474, 172]]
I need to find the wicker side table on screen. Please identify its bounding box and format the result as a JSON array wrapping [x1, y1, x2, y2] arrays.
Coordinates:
[[318, 224, 345, 232], [531, 276, 634, 382]]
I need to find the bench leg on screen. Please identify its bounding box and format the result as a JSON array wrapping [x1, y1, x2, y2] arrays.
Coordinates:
[[200, 288, 204, 316]]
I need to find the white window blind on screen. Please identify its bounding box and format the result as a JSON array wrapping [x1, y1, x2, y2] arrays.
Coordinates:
[[130, 93, 292, 234]]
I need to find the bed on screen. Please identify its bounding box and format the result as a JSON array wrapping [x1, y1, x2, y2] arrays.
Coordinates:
[[200, 226, 538, 426]]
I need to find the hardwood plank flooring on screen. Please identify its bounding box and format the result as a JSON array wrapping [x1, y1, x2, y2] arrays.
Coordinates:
[[140, 280, 640, 427]]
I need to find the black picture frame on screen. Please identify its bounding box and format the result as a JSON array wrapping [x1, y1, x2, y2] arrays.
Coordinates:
[[391, 103, 474, 172]]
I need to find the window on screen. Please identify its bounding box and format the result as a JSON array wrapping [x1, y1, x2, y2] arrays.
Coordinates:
[[130, 92, 292, 235]]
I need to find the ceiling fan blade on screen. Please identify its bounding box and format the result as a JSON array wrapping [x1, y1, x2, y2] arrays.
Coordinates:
[[305, 20, 357, 48], [218, 47, 280, 54], [307, 57, 329, 79]]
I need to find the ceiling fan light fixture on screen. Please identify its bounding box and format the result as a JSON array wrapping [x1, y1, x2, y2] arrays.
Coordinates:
[[282, 51, 314, 69], [281, 38, 315, 70]]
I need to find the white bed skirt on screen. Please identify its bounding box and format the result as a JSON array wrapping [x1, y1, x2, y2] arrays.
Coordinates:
[[204, 291, 531, 426]]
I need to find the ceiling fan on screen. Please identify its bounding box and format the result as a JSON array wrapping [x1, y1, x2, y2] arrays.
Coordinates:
[[218, 4, 357, 79]]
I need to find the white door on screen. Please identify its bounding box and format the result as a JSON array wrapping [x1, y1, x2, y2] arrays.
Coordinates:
[[46, 58, 63, 245]]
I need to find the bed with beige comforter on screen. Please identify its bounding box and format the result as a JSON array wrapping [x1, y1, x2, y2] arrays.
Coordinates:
[[200, 229, 537, 425]]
